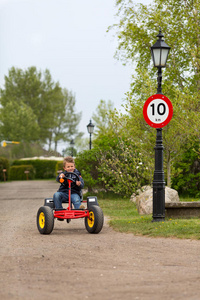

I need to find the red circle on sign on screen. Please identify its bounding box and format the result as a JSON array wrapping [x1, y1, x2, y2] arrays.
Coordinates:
[[143, 94, 173, 128]]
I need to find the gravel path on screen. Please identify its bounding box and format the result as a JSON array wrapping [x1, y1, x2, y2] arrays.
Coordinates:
[[0, 181, 200, 300]]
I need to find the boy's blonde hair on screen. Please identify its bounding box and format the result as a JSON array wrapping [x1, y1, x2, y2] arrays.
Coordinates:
[[63, 156, 75, 168]]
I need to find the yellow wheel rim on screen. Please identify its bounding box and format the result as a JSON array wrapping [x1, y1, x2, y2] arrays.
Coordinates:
[[87, 211, 95, 228], [39, 212, 45, 229]]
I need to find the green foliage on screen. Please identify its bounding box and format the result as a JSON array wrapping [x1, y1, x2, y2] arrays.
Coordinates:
[[75, 150, 103, 191], [0, 157, 9, 181], [171, 142, 200, 197], [55, 161, 64, 174], [9, 165, 35, 181], [0, 142, 58, 160], [12, 159, 62, 179], [105, 1, 200, 190], [92, 99, 114, 134], [112, 0, 200, 91], [0, 101, 39, 142], [97, 137, 149, 197], [90, 90, 200, 197], [49, 88, 83, 151], [92, 109, 150, 196], [0, 67, 83, 151]]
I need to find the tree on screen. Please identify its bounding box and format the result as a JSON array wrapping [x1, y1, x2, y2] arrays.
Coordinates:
[[0, 67, 57, 143], [92, 99, 114, 134], [76, 0, 200, 194], [112, 0, 200, 92], [47, 88, 83, 151], [107, 0, 200, 186], [0, 100, 39, 142], [0, 67, 82, 151]]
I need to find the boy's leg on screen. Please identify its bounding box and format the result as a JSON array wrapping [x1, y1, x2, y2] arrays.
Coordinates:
[[71, 193, 81, 209], [53, 192, 68, 210]]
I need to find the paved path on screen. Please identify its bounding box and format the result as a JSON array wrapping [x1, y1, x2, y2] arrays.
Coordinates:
[[0, 181, 200, 300]]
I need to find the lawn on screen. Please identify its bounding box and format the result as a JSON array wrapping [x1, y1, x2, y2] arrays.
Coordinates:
[[97, 194, 200, 240]]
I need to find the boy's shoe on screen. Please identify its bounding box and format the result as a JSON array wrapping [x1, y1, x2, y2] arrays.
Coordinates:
[[66, 219, 71, 223], [79, 204, 85, 209], [57, 218, 64, 221]]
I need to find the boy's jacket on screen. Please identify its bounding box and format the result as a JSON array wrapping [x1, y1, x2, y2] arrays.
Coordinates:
[[56, 169, 84, 196]]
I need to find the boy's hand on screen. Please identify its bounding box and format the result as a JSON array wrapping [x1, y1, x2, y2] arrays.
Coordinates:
[[59, 173, 64, 178], [76, 181, 81, 186]]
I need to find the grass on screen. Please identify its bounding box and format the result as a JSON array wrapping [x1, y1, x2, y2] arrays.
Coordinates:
[[180, 195, 200, 202], [97, 194, 200, 240]]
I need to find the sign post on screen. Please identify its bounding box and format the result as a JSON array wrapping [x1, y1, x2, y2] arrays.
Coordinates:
[[143, 94, 173, 222]]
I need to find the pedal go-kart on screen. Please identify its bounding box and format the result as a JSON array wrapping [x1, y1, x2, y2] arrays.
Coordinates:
[[36, 172, 104, 234]]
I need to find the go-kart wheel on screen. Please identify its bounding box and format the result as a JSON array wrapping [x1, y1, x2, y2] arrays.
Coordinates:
[[85, 205, 104, 234], [37, 206, 54, 234]]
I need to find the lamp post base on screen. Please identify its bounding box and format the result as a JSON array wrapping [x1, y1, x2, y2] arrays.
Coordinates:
[[152, 216, 165, 222]]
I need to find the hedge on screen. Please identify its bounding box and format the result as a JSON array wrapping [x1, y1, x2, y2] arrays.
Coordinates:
[[12, 159, 62, 179], [56, 161, 64, 174], [9, 165, 35, 181]]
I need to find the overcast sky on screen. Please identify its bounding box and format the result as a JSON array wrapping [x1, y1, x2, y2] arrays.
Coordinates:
[[0, 0, 152, 151]]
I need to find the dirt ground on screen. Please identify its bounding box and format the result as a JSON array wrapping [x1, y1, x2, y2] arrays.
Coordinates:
[[0, 180, 200, 300]]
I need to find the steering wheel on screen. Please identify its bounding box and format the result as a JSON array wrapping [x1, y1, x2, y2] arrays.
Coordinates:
[[59, 172, 80, 183]]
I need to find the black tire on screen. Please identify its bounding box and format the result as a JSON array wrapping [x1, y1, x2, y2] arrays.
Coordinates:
[[85, 205, 104, 234], [37, 206, 54, 234]]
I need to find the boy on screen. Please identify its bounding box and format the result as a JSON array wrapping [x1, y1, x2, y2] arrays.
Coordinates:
[[53, 156, 84, 210]]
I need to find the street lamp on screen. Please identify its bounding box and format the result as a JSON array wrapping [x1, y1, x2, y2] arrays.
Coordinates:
[[87, 119, 95, 150], [70, 139, 75, 157], [151, 29, 170, 222], [151, 28, 171, 94]]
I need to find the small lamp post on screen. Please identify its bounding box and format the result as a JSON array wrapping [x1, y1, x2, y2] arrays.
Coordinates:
[[70, 139, 75, 157], [151, 29, 170, 222], [87, 120, 95, 150], [3, 169, 6, 182]]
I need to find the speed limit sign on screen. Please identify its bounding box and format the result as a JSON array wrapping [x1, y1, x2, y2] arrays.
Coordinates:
[[143, 94, 173, 128]]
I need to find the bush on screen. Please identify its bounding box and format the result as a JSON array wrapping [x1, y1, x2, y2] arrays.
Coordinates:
[[0, 157, 9, 181], [12, 159, 62, 179], [171, 142, 200, 197], [75, 150, 103, 191], [9, 165, 35, 180]]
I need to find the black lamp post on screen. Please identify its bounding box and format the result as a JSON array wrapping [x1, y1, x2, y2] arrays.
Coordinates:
[[151, 29, 170, 222], [87, 120, 95, 150], [70, 139, 75, 157]]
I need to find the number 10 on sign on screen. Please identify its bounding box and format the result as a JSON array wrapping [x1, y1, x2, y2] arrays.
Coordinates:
[[143, 94, 173, 128]]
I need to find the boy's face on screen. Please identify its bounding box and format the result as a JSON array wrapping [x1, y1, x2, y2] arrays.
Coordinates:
[[64, 162, 75, 173]]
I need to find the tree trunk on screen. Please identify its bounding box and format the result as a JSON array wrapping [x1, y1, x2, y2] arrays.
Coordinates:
[[54, 140, 57, 152], [48, 139, 52, 151]]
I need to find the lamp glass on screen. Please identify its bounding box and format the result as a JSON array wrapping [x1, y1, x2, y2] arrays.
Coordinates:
[[152, 48, 161, 66], [152, 48, 170, 67], [160, 48, 169, 66], [87, 121, 94, 134]]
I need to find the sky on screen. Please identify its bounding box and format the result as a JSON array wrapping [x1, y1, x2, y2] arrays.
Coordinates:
[[0, 0, 152, 152]]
